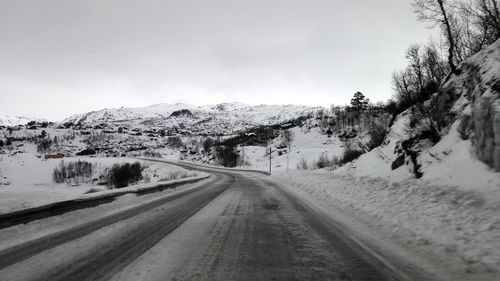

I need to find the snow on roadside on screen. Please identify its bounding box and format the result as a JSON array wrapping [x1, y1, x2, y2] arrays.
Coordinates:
[[272, 170, 500, 274], [0, 146, 202, 214], [418, 121, 500, 196], [0, 174, 213, 269], [337, 116, 500, 195]]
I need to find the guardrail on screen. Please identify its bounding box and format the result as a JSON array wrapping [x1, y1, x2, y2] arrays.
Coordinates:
[[179, 161, 272, 176], [138, 158, 271, 176], [0, 175, 210, 229]]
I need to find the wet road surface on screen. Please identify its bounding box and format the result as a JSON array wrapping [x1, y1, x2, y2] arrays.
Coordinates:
[[0, 163, 418, 281]]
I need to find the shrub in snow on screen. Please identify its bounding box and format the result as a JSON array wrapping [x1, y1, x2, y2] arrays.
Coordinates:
[[53, 160, 93, 185], [141, 173, 150, 183], [367, 120, 388, 150], [215, 145, 239, 167], [159, 170, 193, 181], [313, 154, 339, 170], [166, 136, 183, 148], [76, 148, 96, 156], [142, 150, 161, 158], [85, 186, 107, 194], [338, 128, 358, 140], [340, 148, 364, 165], [107, 161, 144, 188], [296, 157, 309, 170], [39, 130, 47, 138], [36, 138, 53, 155], [203, 137, 214, 153], [340, 140, 364, 165]]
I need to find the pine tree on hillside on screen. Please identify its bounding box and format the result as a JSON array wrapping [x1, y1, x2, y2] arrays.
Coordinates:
[[350, 92, 369, 112]]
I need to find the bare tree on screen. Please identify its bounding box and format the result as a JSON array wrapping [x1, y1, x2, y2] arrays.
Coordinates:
[[422, 41, 448, 83], [472, 0, 500, 43], [392, 70, 412, 102], [406, 44, 425, 93], [413, 0, 458, 73], [281, 129, 294, 152], [450, 0, 498, 58], [415, 0, 499, 73]]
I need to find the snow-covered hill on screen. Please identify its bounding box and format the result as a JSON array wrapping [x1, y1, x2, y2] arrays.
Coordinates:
[[0, 115, 45, 127], [63, 102, 320, 135], [337, 38, 500, 186], [231, 40, 500, 276]]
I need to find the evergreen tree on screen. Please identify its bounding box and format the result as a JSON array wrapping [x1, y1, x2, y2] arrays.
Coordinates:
[[350, 92, 369, 112]]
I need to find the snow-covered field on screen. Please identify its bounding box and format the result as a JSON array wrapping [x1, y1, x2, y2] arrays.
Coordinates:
[[0, 143, 201, 214]]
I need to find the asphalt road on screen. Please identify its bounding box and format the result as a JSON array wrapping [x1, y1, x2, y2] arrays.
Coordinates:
[[0, 163, 421, 281]]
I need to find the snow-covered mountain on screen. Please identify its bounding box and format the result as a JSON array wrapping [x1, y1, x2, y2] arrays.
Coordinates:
[[63, 102, 320, 134], [0, 115, 45, 126]]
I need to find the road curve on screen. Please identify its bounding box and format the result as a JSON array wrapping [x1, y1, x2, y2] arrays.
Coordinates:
[[0, 162, 425, 281]]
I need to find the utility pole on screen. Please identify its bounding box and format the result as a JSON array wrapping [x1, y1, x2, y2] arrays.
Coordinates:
[[241, 145, 245, 170], [287, 149, 289, 174], [269, 147, 272, 173]]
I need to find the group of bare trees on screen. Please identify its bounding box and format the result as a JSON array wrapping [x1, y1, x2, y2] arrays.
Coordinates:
[[392, 0, 499, 113], [390, 0, 499, 142], [413, 0, 499, 74], [53, 160, 94, 185], [392, 43, 447, 111]]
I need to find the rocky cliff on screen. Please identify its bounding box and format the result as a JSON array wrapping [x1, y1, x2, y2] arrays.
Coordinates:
[[445, 39, 500, 171]]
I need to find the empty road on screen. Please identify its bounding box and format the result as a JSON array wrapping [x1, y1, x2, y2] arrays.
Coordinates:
[[0, 161, 426, 281]]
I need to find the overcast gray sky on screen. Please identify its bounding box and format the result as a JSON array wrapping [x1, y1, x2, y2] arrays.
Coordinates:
[[0, 0, 435, 121]]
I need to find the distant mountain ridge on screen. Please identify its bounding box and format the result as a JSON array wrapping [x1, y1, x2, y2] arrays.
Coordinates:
[[63, 102, 321, 135], [0, 115, 45, 126]]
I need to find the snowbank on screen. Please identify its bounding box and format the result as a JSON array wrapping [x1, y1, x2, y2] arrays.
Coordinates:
[[272, 170, 500, 275]]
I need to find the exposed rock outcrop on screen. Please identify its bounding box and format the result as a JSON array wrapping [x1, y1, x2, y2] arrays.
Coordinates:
[[441, 39, 500, 171], [169, 109, 193, 118]]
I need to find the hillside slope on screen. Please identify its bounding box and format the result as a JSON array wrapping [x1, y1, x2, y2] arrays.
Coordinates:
[[268, 40, 500, 278], [0, 116, 45, 127], [336, 38, 500, 188], [63, 102, 320, 135]]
